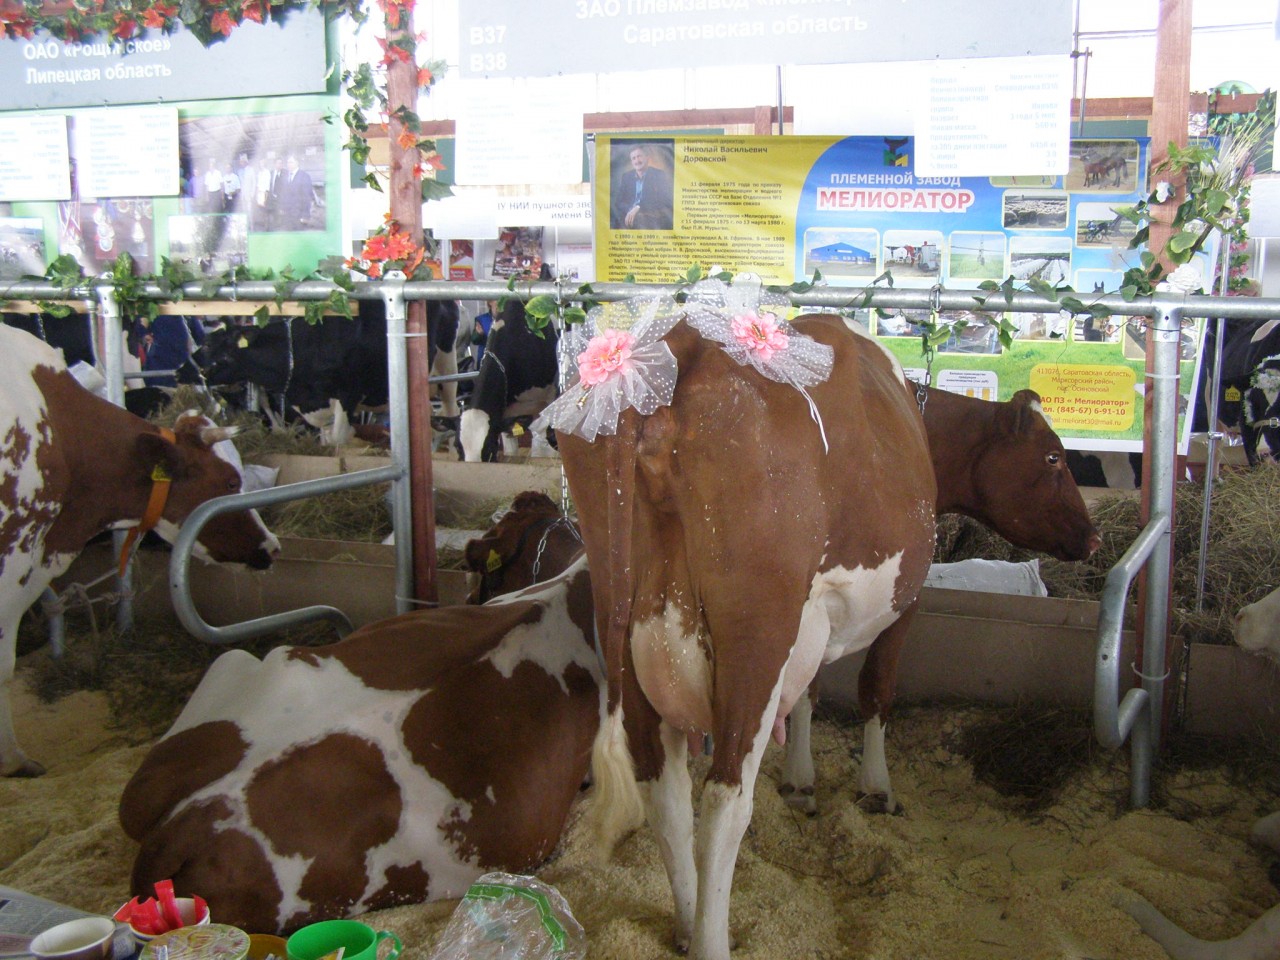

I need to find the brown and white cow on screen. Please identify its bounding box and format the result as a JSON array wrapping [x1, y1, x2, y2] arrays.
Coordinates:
[[0, 325, 279, 778], [462, 491, 583, 604], [779, 382, 1100, 813], [558, 315, 1098, 960], [119, 546, 601, 934], [558, 316, 940, 959]]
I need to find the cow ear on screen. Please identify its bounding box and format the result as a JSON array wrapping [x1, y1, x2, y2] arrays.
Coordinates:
[[199, 424, 239, 446], [135, 431, 185, 482], [1005, 389, 1045, 435], [463, 537, 494, 572]]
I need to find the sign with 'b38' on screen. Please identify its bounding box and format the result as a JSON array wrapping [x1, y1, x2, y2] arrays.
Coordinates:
[[457, 0, 1071, 79]]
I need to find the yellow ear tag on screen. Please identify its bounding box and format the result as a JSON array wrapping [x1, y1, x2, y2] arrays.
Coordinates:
[[237, 335, 250, 349], [1225, 386, 1241, 402], [512, 422, 525, 436], [486, 549, 503, 572], [151, 463, 172, 482]]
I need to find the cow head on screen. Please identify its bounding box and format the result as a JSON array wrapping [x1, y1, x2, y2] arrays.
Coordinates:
[[140, 412, 279, 569], [463, 491, 583, 603], [966, 390, 1101, 561], [1234, 587, 1280, 662]]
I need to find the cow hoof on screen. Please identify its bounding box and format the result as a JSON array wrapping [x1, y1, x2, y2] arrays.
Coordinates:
[[674, 931, 737, 954], [3, 759, 46, 778], [855, 790, 903, 816], [778, 783, 817, 816]]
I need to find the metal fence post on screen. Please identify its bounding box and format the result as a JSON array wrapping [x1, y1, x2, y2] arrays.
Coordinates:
[[1142, 301, 1181, 756], [95, 282, 136, 634], [380, 275, 414, 616]]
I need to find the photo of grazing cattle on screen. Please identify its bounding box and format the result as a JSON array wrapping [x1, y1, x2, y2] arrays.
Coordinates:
[[1067, 138, 1141, 192]]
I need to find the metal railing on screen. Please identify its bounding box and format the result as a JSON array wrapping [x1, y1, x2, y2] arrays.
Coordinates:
[[168, 465, 404, 643], [10, 275, 1280, 807]]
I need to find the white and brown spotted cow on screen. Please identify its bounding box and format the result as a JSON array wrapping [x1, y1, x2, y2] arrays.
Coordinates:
[[557, 316, 1097, 960], [0, 325, 278, 778], [119, 554, 601, 935], [559, 316, 939, 960]]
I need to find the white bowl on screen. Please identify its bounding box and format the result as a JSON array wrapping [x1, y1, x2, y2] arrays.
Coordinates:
[[122, 898, 210, 947]]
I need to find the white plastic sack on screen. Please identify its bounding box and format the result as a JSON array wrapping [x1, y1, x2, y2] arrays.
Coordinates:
[[925, 559, 1047, 597]]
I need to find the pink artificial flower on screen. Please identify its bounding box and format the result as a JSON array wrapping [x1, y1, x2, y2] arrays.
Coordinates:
[[578, 329, 635, 386], [731, 313, 788, 361]]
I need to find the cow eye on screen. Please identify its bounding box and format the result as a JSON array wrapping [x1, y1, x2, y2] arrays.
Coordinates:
[[1046, 452, 1061, 466], [227, 477, 241, 492]]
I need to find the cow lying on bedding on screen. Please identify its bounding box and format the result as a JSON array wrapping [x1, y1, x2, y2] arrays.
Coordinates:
[[119, 502, 599, 935]]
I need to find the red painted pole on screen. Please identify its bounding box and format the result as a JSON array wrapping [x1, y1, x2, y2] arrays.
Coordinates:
[[384, 4, 437, 605]]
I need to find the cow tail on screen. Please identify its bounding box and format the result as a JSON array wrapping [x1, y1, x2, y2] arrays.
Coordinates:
[[585, 409, 645, 859]]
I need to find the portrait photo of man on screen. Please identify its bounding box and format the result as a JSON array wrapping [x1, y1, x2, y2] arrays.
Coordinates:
[[610, 140, 675, 230]]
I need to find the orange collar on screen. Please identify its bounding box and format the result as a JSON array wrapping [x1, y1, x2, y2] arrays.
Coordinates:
[[118, 427, 176, 577]]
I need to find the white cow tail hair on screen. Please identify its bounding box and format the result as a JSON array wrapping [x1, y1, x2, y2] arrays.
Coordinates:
[[585, 707, 644, 861], [1118, 889, 1280, 960]]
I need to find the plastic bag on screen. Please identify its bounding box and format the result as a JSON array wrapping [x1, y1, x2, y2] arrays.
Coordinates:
[[426, 873, 585, 960]]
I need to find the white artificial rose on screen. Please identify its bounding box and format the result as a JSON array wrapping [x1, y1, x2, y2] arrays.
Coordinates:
[[1157, 263, 1203, 295]]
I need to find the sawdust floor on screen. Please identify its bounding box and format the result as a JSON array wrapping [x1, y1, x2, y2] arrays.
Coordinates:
[[3, 659, 1279, 960]]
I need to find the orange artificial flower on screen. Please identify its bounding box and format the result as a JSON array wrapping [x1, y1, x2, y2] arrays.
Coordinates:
[[112, 13, 138, 38], [375, 36, 412, 66], [395, 128, 418, 150], [141, 3, 177, 28], [2, 17, 36, 38], [210, 9, 237, 35], [241, 1, 264, 23]]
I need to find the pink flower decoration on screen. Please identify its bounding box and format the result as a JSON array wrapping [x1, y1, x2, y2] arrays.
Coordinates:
[[731, 313, 789, 361], [578, 329, 636, 386]]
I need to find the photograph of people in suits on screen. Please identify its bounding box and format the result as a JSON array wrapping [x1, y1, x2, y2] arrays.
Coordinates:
[[273, 154, 315, 231], [178, 112, 329, 234], [610, 141, 675, 230]]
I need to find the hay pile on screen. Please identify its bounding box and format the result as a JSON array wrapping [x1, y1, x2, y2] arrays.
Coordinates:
[[935, 464, 1280, 645]]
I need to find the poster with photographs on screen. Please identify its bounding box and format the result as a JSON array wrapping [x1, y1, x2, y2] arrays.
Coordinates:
[[491, 227, 544, 278], [178, 111, 328, 235], [0, 218, 46, 280]]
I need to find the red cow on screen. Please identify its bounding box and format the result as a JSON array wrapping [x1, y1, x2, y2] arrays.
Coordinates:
[[1, 325, 279, 777], [462, 491, 582, 604], [119, 514, 600, 935], [779, 381, 1099, 813], [557, 316, 1097, 960]]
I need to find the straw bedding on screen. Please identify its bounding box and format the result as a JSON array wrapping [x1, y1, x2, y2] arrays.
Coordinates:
[[3, 660, 1278, 960]]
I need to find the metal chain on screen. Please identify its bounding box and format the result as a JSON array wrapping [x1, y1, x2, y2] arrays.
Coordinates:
[[917, 284, 942, 415], [279, 315, 296, 422]]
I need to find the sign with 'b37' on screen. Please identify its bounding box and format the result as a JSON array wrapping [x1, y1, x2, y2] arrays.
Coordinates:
[[458, 0, 1071, 79]]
